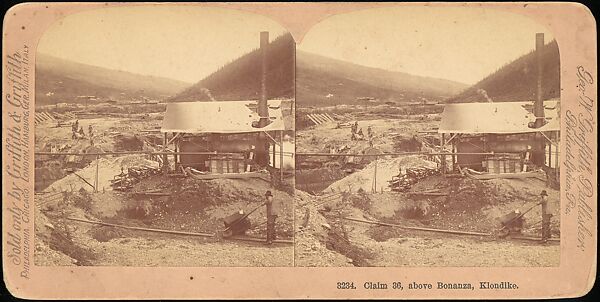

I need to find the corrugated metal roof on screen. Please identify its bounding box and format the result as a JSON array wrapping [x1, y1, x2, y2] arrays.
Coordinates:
[[161, 100, 285, 133], [439, 100, 560, 134]]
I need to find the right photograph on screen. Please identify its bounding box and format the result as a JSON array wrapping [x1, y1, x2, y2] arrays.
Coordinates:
[[294, 7, 561, 267]]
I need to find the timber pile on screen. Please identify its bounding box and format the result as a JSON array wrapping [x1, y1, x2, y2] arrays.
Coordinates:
[[111, 165, 161, 191], [389, 167, 439, 192]]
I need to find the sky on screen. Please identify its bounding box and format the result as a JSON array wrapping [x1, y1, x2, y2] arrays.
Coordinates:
[[37, 6, 288, 84], [299, 7, 555, 85]]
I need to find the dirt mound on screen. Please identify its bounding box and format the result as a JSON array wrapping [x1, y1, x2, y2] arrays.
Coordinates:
[[121, 176, 295, 239], [326, 155, 437, 193], [393, 136, 422, 152], [325, 228, 374, 266], [46, 155, 159, 192], [296, 166, 347, 193], [34, 241, 77, 266], [35, 206, 97, 266], [367, 225, 407, 242], [89, 225, 127, 242], [294, 191, 353, 266], [114, 134, 144, 151]]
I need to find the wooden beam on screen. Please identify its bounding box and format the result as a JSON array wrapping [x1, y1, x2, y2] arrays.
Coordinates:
[[66, 217, 215, 238], [280, 130, 284, 182], [343, 217, 491, 237]]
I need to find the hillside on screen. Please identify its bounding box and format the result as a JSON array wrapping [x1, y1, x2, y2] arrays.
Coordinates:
[[35, 54, 190, 106], [447, 40, 560, 103], [296, 51, 467, 107], [170, 33, 295, 102]]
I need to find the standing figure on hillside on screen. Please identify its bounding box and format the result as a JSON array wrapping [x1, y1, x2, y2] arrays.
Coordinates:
[[78, 126, 85, 138], [265, 190, 281, 245], [540, 190, 553, 243], [88, 124, 94, 138], [350, 121, 358, 141]]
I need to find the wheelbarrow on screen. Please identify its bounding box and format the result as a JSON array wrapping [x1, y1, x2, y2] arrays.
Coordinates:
[[496, 202, 540, 238], [221, 203, 265, 238], [497, 210, 525, 238]]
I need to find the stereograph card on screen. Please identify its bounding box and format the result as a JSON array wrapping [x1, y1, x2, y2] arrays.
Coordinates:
[[2, 2, 597, 299]]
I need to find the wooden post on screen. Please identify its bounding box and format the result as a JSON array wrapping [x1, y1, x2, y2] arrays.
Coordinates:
[[547, 134, 552, 169], [272, 136, 276, 168], [554, 131, 559, 180], [279, 131, 284, 182], [174, 141, 179, 173], [373, 156, 378, 193], [441, 133, 446, 174], [95, 155, 99, 193], [163, 133, 168, 174], [451, 133, 457, 172]]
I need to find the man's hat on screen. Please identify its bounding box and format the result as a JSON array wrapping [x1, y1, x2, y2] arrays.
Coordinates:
[[265, 190, 273, 197], [541, 190, 548, 196]]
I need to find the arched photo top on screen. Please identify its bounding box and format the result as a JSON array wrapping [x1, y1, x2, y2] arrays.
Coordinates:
[[36, 5, 293, 105], [298, 6, 557, 91]]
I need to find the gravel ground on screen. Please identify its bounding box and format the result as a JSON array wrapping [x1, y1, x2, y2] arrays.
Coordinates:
[[346, 222, 560, 267], [83, 236, 294, 267]]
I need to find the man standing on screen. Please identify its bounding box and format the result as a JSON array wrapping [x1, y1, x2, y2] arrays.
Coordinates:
[[350, 121, 358, 141], [540, 190, 552, 243], [265, 190, 281, 245]]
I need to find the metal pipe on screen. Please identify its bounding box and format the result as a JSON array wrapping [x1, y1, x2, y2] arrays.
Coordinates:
[[534, 32, 545, 128]]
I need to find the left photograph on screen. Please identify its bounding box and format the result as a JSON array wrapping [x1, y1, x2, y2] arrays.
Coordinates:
[[33, 6, 295, 266]]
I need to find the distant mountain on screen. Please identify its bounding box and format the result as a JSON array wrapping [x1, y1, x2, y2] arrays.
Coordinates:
[[446, 40, 560, 103], [170, 33, 295, 102], [35, 54, 190, 106], [296, 51, 467, 107]]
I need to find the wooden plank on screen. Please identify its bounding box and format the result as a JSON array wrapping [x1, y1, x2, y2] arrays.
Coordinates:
[[306, 114, 320, 125], [319, 114, 331, 123], [324, 113, 336, 122], [312, 114, 325, 124], [65, 217, 215, 237], [343, 216, 491, 237]]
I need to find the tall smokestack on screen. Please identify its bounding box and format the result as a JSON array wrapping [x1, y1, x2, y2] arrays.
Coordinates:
[[534, 33, 545, 128], [258, 31, 269, 127]]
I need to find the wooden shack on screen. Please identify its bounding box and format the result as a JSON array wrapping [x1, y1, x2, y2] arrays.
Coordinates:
[[438, 100, 560, 179]]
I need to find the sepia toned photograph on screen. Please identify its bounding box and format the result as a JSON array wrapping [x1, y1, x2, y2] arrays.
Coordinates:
[[32, 6, 295, 267], [294, 7, 561, 267], [2, 2, 597, 300]]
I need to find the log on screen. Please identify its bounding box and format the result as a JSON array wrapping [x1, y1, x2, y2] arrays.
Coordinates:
[[343, 216, 491, 237], [65, 217, 215, 238]]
